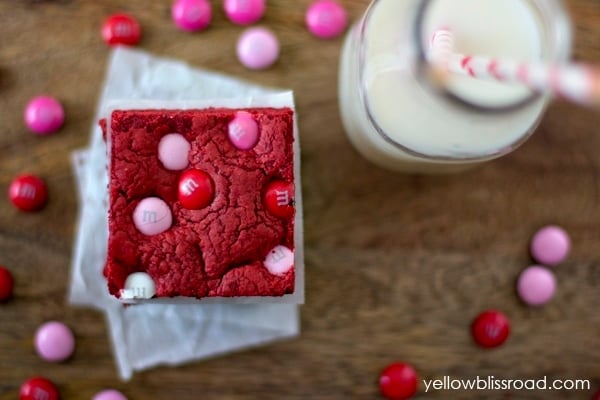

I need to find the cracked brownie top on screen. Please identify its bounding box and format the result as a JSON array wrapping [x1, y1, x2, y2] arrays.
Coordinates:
[[103, 107, 296, 300]]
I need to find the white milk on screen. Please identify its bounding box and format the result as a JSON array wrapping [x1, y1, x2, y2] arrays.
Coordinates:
[[339, 0, 566, 173]]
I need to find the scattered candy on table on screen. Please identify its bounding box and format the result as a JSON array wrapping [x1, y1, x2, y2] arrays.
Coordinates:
[[24, 95, 64, 135], [379, 362, 418, 400], [34, 321, 75, 362], [517, 265, 557, 307], [133, 197, 173, 235], [305, 0, 348, 39], [263, 180, 295, 218], [236, 27, 280, 70], [471, 310, 510, 349], [530, 225, 571, 266], [228, 111, 259, 150], [92, 389, 128, 400], [158, 133, 191, 170], [19, 376, 60, 400], [172, 0, 212, 32], [9, 173, 48, 212], [0, 266, 14, 302], [101, 13, 142, 46], [178, 169, 215, 210], [224, 0, 266, 26]]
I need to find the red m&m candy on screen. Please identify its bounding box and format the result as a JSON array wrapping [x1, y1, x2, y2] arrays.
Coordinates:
[[471, 310, 510, 348], [101, 13, 142, 46], [178, 169, 214, 210], [20, 376, 60, 400], [0, 266, 14, 302], [379, 362, 418, 400], [9, 174, 48, 212], [263, 180, 294, 218]]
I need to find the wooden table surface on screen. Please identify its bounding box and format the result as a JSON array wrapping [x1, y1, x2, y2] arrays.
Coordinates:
[[1, 1, 599, 399]]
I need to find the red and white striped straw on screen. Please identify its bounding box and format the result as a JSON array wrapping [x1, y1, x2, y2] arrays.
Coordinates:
[[429, 28, 600, 107]]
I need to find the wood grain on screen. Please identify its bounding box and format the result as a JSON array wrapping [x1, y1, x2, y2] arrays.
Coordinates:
[[0, 0, 599, 399]]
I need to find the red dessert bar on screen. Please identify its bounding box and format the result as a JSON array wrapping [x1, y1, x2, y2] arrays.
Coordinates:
[[102, 106, 299, 302]]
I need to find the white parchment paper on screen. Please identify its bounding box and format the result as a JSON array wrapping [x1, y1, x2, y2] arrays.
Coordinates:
[[69, 47, 301, 380]]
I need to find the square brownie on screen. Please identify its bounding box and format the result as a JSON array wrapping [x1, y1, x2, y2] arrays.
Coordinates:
[[103, 106, 301, 302]]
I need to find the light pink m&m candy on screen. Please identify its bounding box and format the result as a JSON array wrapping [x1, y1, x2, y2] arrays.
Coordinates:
[[228, 111, 259, 150], [305, 0, 347, 39], [517, 266, 557, 306], [264, 245, 294, 276], [34, 321, 75, 362], [237, 27, 279, 70], [133, 197, 172, 236], [93, 389, 128, 400], [158, 133, 191, 170], [172, 0, 212, 32], [224, 0, 266, 25], [24, 96, 64, 135], [530, 225, 571, 266]]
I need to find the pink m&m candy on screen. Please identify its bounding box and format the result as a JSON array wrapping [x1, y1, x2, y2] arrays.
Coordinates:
[[25, 96, 64, 135], [9, 174, 48, 212], [158, 133, 191, 170], [133, 197, 173, 236], [178, 169, 214, 210], [172, 0, 212, 32], [530, 225, 571, 266], [101, 13, 142, 46], [228, 111, 259, 150], [20, 376, 59, 400], [35, 321, 75, 362], [237, 27, 279, 70], [517, 266, 557, 306], [224, 0, 266, 25], [93, 389, 128, 400], [379, 362, 418, 400], [264, 246, 294, 276], [0, 266, 14, 302], [471, 310, 510, 348], [305, 0, 348, 39]]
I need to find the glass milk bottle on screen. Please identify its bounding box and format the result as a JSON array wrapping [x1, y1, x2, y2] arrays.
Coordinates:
[[338, 0, 572, 173]]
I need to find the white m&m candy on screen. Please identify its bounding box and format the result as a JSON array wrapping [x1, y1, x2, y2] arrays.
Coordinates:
[[264, 245, 294, 276], [121, 272, 156, 300]]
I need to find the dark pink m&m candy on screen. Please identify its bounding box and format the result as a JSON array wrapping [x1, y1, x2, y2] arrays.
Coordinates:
[[305, 0, 347, 39], [224, 0, 266, 26], [24, 96, 64, 135], [20, 376, 60, 400], [379, 362, 418, 400], [591, 389, 600, 400], [264, 180, 294, 218], [9, 174, 48, 212], [471, 310, 510, 348], [102, 13, 141, 46], [172, 0, 212, 32], [0, 266, 14, 302], [178, 169, 214, 210]]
